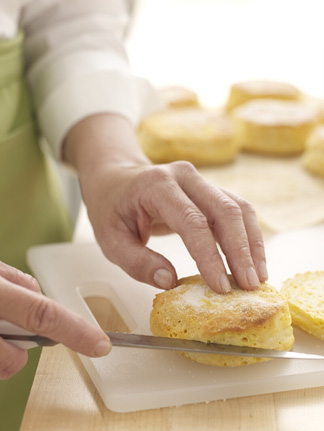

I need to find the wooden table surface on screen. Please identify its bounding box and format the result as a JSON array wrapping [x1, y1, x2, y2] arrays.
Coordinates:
[[21, 295, 324, 431]]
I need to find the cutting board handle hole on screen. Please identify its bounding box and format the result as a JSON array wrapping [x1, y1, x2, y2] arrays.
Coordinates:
[[84, 296, 130, 333]]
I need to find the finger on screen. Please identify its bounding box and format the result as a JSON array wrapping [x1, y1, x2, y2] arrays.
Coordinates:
[[0, 261, 41, 293], [132, 165, 230, 294], [0, 279, 111, 358], [0, 337, 28, 380], [220, 187, 268, 281], [155, 188, 231, 293], [171, 162, 260, 291], [100, 225, 178, 290]]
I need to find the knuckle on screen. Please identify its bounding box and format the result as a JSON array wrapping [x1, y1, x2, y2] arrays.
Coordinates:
[[181, 207, 208, 231], [135, 166, 173, 198], [170, 160, 199, 183], [143, 166, 170, 184], [26, 298, 59, 335], [237, 242, 251, 255], [220, 198, 242, 218], [251, 236, 265, 250], [222, 239, 249, 258], [239, 198, 256, 215], [24, 272, 39, 287], [12, 268, 25, 284], [0, 261, 39, 290], [171, 160, 196, 173]]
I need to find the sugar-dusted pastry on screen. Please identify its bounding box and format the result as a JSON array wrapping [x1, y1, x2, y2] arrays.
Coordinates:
[[138, 108, 238, 166], [231, 99, 318, 155], [150, 274, 295, 367], [158, 86, 200, 109], [225, 80, 301, 112], [302, 125, 324, 178], [281, 271, 324, 340]]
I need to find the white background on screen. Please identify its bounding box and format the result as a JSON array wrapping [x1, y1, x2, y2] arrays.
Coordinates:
[[127, 0, 324, 106]]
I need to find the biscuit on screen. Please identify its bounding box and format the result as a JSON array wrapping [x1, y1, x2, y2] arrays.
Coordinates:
[[158, 86, 200, 109], [138, 108, 238, 166], [150, 275, 295, 367], [231, 99, 318, 155], [300, 94, 324, 124], [302, 125, 324, 178], [281, 271, 324, 340], [225, 80, 301, 112]]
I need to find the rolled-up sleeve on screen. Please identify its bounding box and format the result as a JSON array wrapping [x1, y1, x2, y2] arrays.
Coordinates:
[[20, 0, 163, 159]]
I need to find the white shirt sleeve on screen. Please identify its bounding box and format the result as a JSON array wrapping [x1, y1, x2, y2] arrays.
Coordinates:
[[20, 0, 163, 159]]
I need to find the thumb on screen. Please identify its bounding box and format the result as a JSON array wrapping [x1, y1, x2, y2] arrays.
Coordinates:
[[102, 232, 178, 290]]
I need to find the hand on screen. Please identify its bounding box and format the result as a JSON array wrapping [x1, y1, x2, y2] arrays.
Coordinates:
[[0, 262, 111, 380], [64, 114, 268, 294], [82, 162, 267, 294]]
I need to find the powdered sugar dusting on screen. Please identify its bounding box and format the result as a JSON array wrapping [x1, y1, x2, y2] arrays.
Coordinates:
[[174, 284, 210, 308], [173, 283, 283, 315]]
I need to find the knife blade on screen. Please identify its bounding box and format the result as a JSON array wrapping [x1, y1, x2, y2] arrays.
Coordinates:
[[1, 330, 324, 359]]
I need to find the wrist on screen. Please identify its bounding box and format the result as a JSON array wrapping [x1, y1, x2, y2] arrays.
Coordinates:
[[63, 113, 151, 175]]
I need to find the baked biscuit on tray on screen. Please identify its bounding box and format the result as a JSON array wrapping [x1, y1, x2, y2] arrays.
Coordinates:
[[138, 108, 238, 166], [158, 86, 200, 109], [302, 125, 324, 178], [150, 275, 295, 367], [225, 80, 301, 112], [231, 99, 318, 156]]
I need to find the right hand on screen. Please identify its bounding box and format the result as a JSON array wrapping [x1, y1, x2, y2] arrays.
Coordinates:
[[0, 261, 111, 380]]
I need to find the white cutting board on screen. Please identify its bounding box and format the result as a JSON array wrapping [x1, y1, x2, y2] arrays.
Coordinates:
[[27, 225, 324, 413]]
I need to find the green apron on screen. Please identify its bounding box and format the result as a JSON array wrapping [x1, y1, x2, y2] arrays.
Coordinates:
[[0, 32, 73, 430]]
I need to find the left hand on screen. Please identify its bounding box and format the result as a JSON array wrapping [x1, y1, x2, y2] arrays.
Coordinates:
[[64, 114, 268, 294]]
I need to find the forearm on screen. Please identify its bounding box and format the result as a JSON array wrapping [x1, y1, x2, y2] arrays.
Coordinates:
[[63, 113, 151, 177]]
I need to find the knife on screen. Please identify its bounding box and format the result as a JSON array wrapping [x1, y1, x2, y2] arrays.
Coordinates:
[[1, 327, 324, 360]]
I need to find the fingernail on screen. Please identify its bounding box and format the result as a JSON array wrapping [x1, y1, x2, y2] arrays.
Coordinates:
[[247, 267, 260, 288], [94, 338, 111, 357], [258, 261, 268, 280], [219, 273, 231, 293], [154, 268, 173, 289]]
